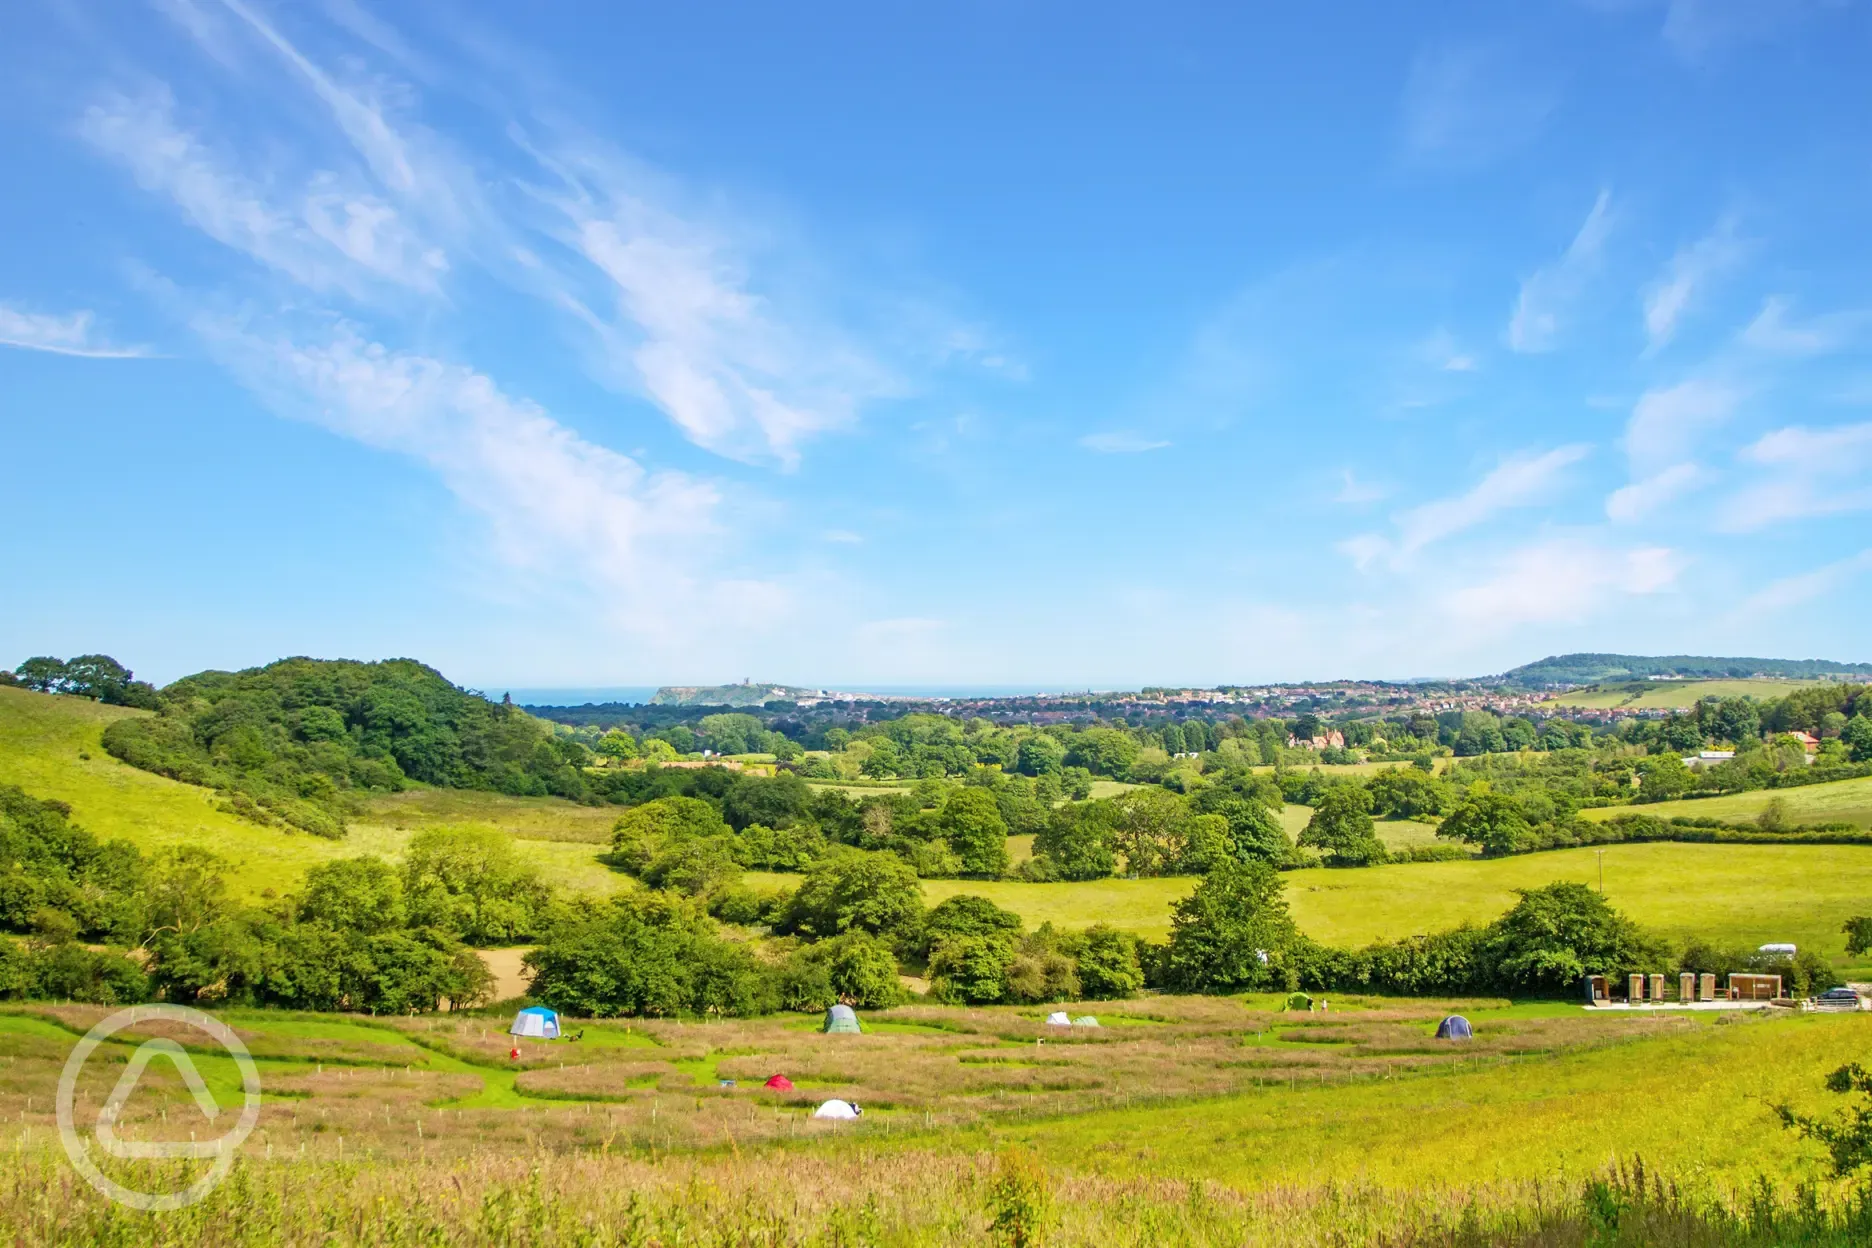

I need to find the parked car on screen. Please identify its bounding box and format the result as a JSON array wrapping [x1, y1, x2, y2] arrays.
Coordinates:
[[1815, 987, 1863, 1011]]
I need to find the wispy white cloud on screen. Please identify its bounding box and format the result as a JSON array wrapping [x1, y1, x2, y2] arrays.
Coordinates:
[[1641, 217, 1741, 350], [1079, 431, 1170, 454], [1398, 42, 1558, 169], [1344, 444, 1592, 569], [1441, 538, 1680, 628], [193, 314, 732, 632], [544, 178, 897, 468], [1741, 296, 1867, 357], [81, 90, 445, 297], [822, 529, 863, 544], [1724, 422, 1872, 530], [1623, 378, 1740, 471], [1606, 462, 1705, 523], [1507, 190, 1614, 353], [0, 304, 153, 358], [1743, 548, 1872, 614]]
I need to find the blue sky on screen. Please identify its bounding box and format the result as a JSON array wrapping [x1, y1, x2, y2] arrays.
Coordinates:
[[3, 1, 1870, 689]]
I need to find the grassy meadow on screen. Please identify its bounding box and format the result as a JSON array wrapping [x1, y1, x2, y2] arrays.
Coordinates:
[[6, 996, 1872, 1243], [1551, 678, 1827, 711], [1581, 774, 1872, 830]]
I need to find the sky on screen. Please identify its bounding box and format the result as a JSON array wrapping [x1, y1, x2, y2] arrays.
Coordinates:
[[3, 1, 1870, 691]]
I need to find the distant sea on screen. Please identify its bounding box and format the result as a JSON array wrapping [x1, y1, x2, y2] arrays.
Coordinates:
[[495, 684, 1072, 708]]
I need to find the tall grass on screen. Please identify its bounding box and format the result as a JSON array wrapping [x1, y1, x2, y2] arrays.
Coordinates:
[[4, 1148, 1871, 1246]]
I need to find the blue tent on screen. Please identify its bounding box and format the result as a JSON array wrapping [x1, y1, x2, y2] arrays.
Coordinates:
[[1435, 1015, 1473, 1041], [510, 1006, 561, 1039]]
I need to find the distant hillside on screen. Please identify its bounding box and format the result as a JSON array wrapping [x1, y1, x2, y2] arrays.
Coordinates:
[[1503, 653, 1872, 688], [649, 682, 837, 707]]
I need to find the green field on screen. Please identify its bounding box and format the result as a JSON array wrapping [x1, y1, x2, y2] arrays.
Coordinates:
[[1551, 677, 1827, 710], [856, 840, 1872, 963], [1583, 774, 1872, 830]]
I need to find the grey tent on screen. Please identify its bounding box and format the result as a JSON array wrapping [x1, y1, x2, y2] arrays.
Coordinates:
[[822, 1004, 862, 1034], [1435, 1015, 1473, 1041]]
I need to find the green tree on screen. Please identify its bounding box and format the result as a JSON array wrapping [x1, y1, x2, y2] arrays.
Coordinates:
[[1298, 785, 1384, 866], [1161, 859, 1299, 993], [1843, 916, 1872, 957], [524, 892, 764, 1018], [1366, 769, 1451, 819], [924, 894, 1024, 948], [1064, 727, 1140, 778], [402, 825, 553, 944], [1636, 753, 1694, 800], [941, 788, 1011, 877], [296, 856, 404, 933], [595, 730, 639, 762], [782, 850, 924, 939], [1487, 882, 1658, 993], [13, 658, 67, 694], [1843, 715, 1872, 763], [1032, 801, 1118, 880], [1436, 791, 1532, 855], [1015, 733, 1066, 776], [1075, 923, 1144, 998], [928, 932, 1018, 1004]]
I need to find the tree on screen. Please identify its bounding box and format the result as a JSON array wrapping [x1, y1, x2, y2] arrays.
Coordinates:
[[782, 850, 924, 939], [1366, 769, 1450, 820], [1436, 791, 1532, 856], [13, 658, 67, 694], [402, 825, 553, 944], [820, 931, 903, 1007], [1161, 859, 1299, 993], [940, 788, 1010, 877], [59, 655, 133, 702], [1844, 916, 1872, 958], [1111, 788, 1188, 876], [1299, 785, 1384, 866], [1032, 802, 1118, 880], [595, 730, 638, 762], [297, 856, 404, 933], [524, 892, 764, 1018], [924, 894, 1024, 948], [1015, 734, 1066, 776], [1487, 882, 1658, 993], [1075, 924, 1144, 998], [928, 932, 1016, 1004], [610, 796, 731, 871], [1063, 727, 1140, 778], [1636, 753, 1694, 801], [1844, 715, 1872, 764]]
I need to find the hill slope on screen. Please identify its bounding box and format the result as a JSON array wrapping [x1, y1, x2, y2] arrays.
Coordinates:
[[1502, 653, 1872, 687], [0, 686, 627, 899]]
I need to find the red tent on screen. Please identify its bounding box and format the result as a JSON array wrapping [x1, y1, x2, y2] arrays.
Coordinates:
[[763, 1074, 794, 1091]]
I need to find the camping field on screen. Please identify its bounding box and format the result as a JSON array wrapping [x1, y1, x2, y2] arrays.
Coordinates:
[[4, 996, 1872, 1243]]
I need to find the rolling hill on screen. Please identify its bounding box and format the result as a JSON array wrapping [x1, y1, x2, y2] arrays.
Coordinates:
[[1502, 652, 1872, 688]]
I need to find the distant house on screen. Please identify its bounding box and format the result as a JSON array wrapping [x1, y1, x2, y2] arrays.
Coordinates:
[[1287, 730, 1346, 751], [1683, 750, 1735, 771], [1790, 731, 1821, 749]]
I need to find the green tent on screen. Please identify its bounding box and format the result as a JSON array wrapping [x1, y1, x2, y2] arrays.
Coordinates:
[[821, 1004, 862, 1034]]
